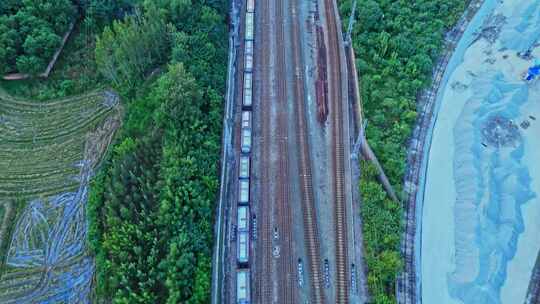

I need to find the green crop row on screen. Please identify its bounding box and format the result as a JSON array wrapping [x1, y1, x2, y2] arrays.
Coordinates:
[[0, 91, 118, 201]]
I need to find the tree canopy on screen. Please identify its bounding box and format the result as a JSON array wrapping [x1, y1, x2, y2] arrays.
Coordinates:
[[88, 1, 227, 302], [0, 0, 77, 74], [339, 0, 468, 302], [95, 5, 170, 89]]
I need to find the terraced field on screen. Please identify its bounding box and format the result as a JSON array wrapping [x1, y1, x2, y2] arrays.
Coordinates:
[[0, 88, 121, 303]]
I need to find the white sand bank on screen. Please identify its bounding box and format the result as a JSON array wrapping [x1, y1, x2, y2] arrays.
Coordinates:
[[420, 0, 540, 303]]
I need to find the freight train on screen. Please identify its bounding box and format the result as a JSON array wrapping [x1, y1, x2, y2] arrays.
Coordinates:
[[236, 0, 255, 303]]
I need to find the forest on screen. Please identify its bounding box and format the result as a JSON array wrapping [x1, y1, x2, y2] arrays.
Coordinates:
[[0, 0, 77, 75], [339, 0, 469, 303], [86, 0, 227, 303]]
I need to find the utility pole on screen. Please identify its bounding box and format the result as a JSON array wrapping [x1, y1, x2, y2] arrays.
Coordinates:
[[345, 0, 357, 46], [352, 120, 367, 160]]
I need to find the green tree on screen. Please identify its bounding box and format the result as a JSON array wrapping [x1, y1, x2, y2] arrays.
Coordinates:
[[21, 0, 75, 33], [339, 0, 468, 301], [95, 5, 169, 90], [0, 0, 76, 74], [88, 2, 227, 302]]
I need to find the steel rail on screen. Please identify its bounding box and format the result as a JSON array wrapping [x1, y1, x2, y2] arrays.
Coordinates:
[[257, 0, 274, 302], [290, 0, 325, 303], [323, 0, 350, 302], [275, 0, 296, 302]]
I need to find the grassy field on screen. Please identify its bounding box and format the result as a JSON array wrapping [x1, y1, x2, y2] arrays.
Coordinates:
[[0, 86, 120, 302]]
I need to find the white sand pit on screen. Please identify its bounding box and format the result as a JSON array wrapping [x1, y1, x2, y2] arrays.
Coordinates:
[[420, 1, 540, 303]]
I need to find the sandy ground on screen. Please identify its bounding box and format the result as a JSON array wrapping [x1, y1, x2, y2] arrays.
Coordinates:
[[503, 82, 540, 303], [421, 0, 540, 303]]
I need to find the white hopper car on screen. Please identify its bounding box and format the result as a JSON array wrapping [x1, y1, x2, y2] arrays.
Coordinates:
[[245, 12, 254, 41], [237, 269, 251, 304], [246, 0, 255, 13], [237, 231, 250, 265], [243, 72, 252, 109], [237, 206, 250, 232], [239, 155, 250, 179], [244, 40, 253, 72], [238, 179, 250, 205]]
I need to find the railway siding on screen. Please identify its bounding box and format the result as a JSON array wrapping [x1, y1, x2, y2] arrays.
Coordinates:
[[321, 0, 352, 302], [257, 0, 274, 301], [276, 0, 296, 302]]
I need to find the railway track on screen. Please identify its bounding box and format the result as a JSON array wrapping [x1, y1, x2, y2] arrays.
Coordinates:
[[275, 0, 296, 302], [257, 0, 273, 302], [254, 0, 300, 302], [289, 0, 325, 303], [251, 0, 350, 303], [323, 0, 350, 303]]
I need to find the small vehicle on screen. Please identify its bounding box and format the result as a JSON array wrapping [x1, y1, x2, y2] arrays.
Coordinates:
[[324, 259, 330, 288], [298, 258, 304, 287]]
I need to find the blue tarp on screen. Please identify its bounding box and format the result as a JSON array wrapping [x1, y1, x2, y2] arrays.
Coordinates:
[[525, 65, 540, 81], [528, 65, 540, 75]]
